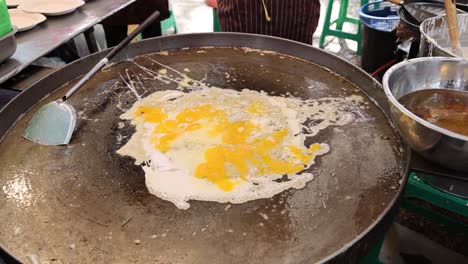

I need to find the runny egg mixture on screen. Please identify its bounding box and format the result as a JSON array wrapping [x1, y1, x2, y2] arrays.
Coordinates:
[[118, 87, 362, 209]]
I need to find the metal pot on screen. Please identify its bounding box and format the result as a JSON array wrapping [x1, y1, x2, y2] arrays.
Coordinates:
[[419, 14, 468, 58], [430, 0, 468, 11], [397, 3, 465, 59], [397, 7, 421, 59], [383, 57, 468, 172], [0, 26, 17, 64]]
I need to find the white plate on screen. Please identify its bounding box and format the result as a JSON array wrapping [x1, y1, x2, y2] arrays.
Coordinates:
[[6, 0, 23, 7], [8, 9, 47, 32], [18, 0, 85, 16]]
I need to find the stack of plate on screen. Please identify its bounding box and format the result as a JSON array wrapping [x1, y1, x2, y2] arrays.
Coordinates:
[[8, 8, 46, 32], [5, 0, 21, 8], [18, 0, 85, 16], [6, 0, 86, 32]]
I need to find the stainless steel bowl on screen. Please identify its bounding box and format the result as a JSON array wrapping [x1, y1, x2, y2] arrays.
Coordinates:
[[0, 26, 17, 64], [383, 57, 468, 173], [419, 14, 468, 58]]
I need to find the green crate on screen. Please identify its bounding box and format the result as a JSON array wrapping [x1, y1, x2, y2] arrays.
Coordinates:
[[402, 172, 468, 232]]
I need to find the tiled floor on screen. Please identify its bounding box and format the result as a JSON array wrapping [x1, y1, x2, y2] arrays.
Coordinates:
[[172, 0, 214, 33]]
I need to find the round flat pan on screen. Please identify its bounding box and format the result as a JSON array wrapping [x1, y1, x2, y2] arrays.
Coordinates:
[[0, 33, 409, 263]]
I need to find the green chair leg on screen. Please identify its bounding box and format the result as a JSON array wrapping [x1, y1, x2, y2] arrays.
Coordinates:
[[336, 0, 349, 30], [319, 0, 369, 54], [213, 8, 222, 32], [319, 0, 335, 48]]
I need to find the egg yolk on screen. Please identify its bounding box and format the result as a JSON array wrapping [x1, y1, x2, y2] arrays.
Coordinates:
[[134, 104, 321, 191], [246, 102, 265, 114], [135, 106, 167, 123]]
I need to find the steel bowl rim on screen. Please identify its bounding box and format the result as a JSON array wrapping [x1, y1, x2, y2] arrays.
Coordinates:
[[383, 57, 468, 141], [419, 13, 468, 58]]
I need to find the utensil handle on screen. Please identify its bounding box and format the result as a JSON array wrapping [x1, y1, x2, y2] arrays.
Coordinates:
[[63, 10, 161, 101], [106, 10, 161, 60], [444, 0, 462, 55], [386, 0, 402, 5]]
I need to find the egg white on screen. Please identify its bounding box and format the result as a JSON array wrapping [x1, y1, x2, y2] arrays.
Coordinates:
[[118, 87, 360, 209]]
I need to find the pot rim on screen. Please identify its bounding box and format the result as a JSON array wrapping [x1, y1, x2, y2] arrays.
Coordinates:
[[419, 13, 468, 58]]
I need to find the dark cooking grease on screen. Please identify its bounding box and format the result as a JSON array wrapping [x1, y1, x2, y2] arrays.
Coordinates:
[[399, 89, 468, 136]]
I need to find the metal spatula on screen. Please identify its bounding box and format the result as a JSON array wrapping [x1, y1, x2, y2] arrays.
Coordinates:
[[23, 10, 161, 145]]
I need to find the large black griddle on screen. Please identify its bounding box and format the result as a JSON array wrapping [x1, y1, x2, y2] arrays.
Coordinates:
[[0, 33, 409, 263]]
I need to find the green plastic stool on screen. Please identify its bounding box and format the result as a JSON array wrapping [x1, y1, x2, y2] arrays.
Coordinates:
[[161, 10, 178, 35], [319, 0, 369, 55], [213, 8, 221, 32]]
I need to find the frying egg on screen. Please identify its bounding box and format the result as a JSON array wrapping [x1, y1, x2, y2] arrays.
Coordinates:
[[117, 88, 360, 209]]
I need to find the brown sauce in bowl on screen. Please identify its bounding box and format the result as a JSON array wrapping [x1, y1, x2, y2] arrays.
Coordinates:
[[399, 89, 468, 136]]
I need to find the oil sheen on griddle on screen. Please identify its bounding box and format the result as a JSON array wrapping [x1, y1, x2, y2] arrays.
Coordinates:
[[399, 89, 468, 136]]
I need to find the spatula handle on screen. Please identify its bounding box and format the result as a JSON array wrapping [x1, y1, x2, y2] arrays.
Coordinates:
[[106, 10, 161, 60], [63, 10, 161, 101], [444, 0, 462, 55]]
